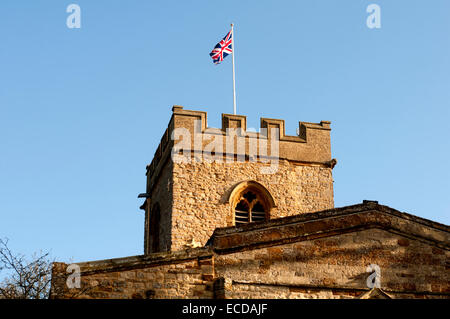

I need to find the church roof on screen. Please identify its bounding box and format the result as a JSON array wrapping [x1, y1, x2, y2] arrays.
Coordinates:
[[208, 200, 450, 253], [66, 201, 449, 276]]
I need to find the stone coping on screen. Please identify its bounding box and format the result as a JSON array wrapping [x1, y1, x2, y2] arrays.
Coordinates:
[[212, 201, 449, 236], [55, 202, 449, 275], [56, 247, 213, 275], [209, 201, 450, 253], [145, 106, 333, 191]]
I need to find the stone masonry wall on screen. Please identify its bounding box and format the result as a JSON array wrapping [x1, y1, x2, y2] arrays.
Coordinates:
[[214, 228, 450, 299], [144, 106, 335, 253], [51, 227, 449, 299], [145, 160, 173, 253], [50, 249, 215, 299], [171, 160, 334, 251]]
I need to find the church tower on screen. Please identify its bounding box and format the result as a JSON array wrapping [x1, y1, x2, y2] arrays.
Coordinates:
[[140, 106, 336, 254]]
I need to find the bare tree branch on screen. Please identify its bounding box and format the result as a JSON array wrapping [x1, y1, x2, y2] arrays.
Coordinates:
[[0, 238, 53, 299]]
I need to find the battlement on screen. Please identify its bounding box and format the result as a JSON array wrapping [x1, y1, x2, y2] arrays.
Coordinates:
[[146, 105, 333, 191], [142, 105, 336, 254]]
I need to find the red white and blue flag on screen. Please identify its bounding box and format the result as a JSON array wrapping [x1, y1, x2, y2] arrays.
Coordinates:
[[209, 29, 233, 64]]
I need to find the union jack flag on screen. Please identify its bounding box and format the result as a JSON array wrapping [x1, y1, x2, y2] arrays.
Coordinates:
[[209, 30, 233, 64]]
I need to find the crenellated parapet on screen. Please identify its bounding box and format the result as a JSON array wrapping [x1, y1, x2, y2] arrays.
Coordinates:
[[145, 105, 333, 191]]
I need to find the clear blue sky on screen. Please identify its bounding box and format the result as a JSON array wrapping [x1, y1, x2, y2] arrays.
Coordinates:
[[0, 1, 449, 264]]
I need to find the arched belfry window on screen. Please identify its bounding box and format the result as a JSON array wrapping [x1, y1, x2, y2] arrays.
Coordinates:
[[149, 203, 161, 253], [228, 181, 276, 226]]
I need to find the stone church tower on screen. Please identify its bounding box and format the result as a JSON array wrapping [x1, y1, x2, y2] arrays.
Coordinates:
[[140, 106, 336, 254], [50, 106, 449, 299]]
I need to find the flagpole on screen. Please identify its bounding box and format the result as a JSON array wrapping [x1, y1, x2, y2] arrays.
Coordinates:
[[231, 23, 237, 115]]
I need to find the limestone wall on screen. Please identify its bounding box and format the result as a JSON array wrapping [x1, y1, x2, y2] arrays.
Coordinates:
[[170, 160, 334, 251], [50, 249, 215, 299], [215, 228, 449, 299], [51, 227, 449, 299], [145, 160, 174, 253], [51, 204, 450, 299], [144, 106, 335, 253]]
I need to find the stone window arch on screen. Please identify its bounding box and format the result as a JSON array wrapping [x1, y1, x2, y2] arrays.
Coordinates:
[[149, 203, 161, 253], [228, 181, 276, 226]]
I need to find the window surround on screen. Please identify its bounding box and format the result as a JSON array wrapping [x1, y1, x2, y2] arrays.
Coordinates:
[[228, 181, 276, 226]]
